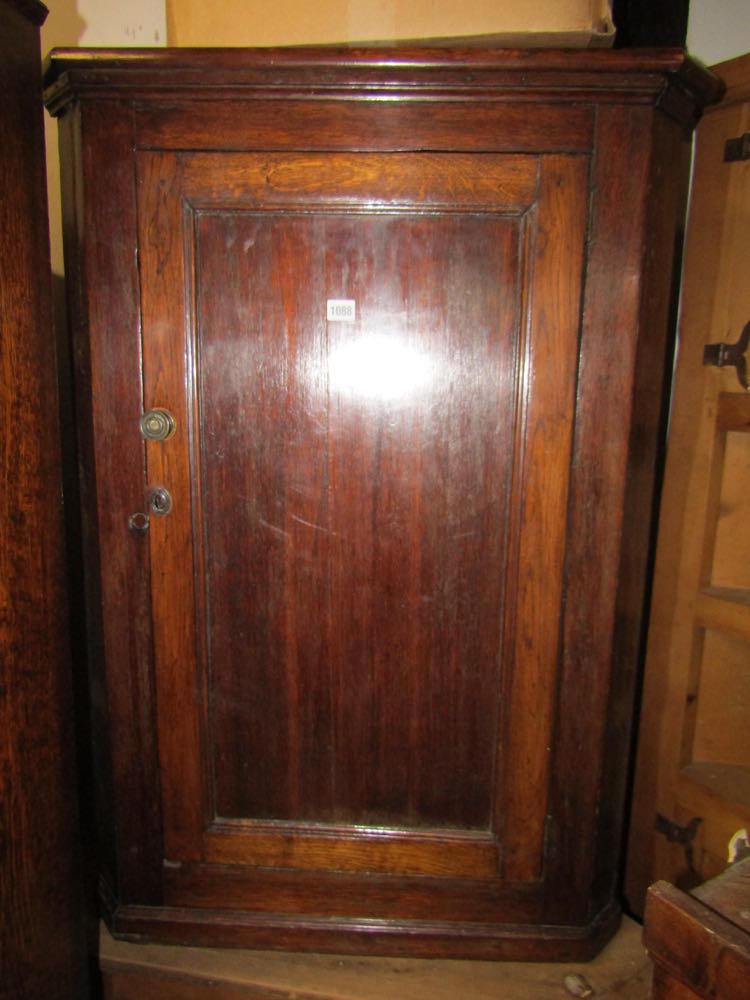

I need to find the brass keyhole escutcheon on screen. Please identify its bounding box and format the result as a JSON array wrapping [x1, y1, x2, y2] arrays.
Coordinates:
[[148, 486, 173, 516], [127, 487, 172, 534], [140, 408, 176, 441]]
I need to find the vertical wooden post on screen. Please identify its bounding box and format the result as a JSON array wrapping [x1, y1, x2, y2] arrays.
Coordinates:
[[0, 1, 89, 996]]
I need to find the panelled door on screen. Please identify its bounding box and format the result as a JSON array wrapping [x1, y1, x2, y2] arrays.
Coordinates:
[[135, 150, 588, 910]]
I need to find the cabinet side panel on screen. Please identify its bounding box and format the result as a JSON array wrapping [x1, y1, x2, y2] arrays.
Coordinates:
[[551, 104, 656, 920], [600, 110, 692, 913]]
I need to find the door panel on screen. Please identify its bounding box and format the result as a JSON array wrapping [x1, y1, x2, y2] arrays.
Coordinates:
[[197, 211, 516, 830], [137, 151, 587, 888]]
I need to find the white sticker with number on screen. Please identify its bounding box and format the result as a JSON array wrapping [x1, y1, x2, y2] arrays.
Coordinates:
[[327, 299, 356, 322]]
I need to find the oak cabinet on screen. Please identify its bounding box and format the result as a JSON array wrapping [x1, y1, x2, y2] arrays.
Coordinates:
[[44, 47, 720, 961]]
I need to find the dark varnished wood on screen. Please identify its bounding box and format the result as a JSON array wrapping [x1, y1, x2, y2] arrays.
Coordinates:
[[197, 211, 516, 831], [596, 106, 693, 911], [135, 101, 594, 156], [0, 1, 88, 996], [5, 0, 47, 24], [107, 899, 622, 963], [161, 861, 547, 922], [550, 102, 674, 926], [135, 147, 593, 898], [497, 154, 587, 882], [204, 214, 510, 824], [57, 101, 164, 902], [46, 47, 721, 961], [43, 46, 721, 111]]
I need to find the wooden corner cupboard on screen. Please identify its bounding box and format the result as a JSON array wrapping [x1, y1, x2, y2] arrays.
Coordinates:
[[44, 47, 721, 961]]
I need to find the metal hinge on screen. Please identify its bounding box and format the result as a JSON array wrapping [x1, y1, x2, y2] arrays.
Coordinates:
[[703, 320, 750, 390], [655, 813, 702, 882], [655, 813, 702, 845], [724, 132, 750, 161]]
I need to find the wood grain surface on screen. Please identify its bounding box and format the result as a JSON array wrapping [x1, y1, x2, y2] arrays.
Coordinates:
[[47, 47, 721, 960], [0, 0, 88, 996]]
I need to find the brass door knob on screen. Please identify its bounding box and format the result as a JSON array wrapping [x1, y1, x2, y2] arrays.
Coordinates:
[[139, 408, 176, 441]]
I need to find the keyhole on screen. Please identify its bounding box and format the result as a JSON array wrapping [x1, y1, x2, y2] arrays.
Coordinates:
[[148, 486, 173, 516]]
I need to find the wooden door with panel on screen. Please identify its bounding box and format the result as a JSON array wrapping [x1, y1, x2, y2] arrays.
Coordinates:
[[135, 148, 588, 940], [626, 53, 750, 913]]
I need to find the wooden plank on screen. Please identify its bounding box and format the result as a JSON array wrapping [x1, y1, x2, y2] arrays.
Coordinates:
[[499, 154, 588, 881], [65, 101, 165, 902], [551, 100, 659, 921], [695, 589, 750, 640], [644, 865, 750, 1000], [100, 918, 653, 1000], [136, 150, 205, 862], [716, 394, 750, 433], [680, 764, 750, 814], [651, 965, 704, 1000]]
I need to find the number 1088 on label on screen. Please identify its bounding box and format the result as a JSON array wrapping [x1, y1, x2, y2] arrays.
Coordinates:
[[326, 299, 356, 322]]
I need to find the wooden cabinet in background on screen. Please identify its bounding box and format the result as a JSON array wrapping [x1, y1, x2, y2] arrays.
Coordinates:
[[0, 1, 88, 996], [44, 47, 719, 961]]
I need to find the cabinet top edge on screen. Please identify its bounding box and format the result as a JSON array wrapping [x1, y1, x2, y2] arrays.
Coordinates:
[[43, 46, 723, 119], [6, 0, 48, 25]]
